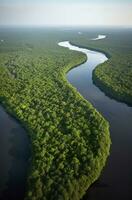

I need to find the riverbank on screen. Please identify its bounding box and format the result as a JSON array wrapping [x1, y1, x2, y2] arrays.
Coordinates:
[[93, 66, 132, 106], [65, 40, 132, 200]]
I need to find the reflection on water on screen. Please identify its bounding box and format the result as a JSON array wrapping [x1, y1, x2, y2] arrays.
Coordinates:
[[59, 41, 132, 200], [0, 106, 30, 200]]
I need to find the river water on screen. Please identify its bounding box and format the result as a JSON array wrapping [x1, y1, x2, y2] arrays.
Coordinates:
[[59, 41, 132, 200], [0, 106, 30, 200]]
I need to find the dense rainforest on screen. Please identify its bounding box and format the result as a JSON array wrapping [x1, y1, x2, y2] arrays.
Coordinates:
[[71, 28, 132, 105], [0, 27, 117, 200]]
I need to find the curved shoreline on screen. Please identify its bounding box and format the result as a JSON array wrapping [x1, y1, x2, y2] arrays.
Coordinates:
[[60, 41, 132, 200], [92, 73, 132, 107], [58, 41, 111, 199], [69, 41, 132, 106], [69, 41, 111, 59]]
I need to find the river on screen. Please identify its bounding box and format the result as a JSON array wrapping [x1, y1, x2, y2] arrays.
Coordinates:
[[0, 106, 30, 200], [0, 38, 132, 200], [58, 41, 132, 200]]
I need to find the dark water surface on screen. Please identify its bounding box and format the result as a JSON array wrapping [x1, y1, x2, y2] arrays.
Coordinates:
[[59, 41, 132, 200], [0, 106, 30, 200]]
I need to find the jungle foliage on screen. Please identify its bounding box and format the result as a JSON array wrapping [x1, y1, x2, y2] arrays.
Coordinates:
[[0, 28, 110, 200]]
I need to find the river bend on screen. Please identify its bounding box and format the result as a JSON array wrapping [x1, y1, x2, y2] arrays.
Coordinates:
[[58, 41, 132, 200]]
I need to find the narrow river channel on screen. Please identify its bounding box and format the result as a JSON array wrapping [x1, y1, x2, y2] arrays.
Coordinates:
[[59, 41, 132, 200], [0, 106, 30, 200]]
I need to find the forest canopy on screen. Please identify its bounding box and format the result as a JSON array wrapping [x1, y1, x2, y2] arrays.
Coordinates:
[[0, 28, 111, 200]]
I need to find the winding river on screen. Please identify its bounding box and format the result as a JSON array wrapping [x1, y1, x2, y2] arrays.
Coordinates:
[[0, 38, 132, 200], [58, 41, 132, 200], [0, 106, 30, 200]]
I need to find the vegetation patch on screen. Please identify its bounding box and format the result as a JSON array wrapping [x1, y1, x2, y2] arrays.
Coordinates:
[[0, 29, 110, 200]]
